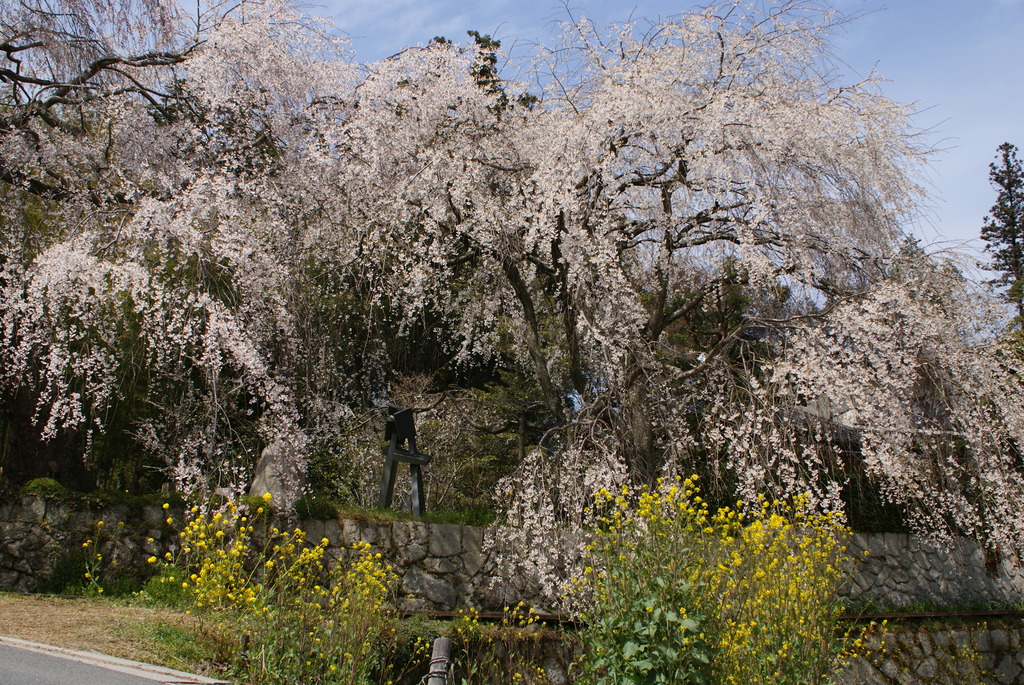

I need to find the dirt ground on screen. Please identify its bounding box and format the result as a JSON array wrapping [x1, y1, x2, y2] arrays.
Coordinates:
[[0, 593, 202, 669]]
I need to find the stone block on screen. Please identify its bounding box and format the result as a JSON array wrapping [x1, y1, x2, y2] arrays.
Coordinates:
[[0, 523, 26, 544], [834, 657, 888, 685], [542, 656, 570, 685], [401, 567, 456, 607], [68, 511, 94, 530], [463, 525, 484, 553], [105, 506, 129, 527], [990, 628, 1009, 651], [867, 535, 887, 558], [142, 506, 165, 527], [423, 557, 457, 574], [429, 524, 463, 557], [971, 629, 990, 652], [322, 520, 342, 546], [393, 521, 428, 548], [397, 543, 427, 566], [9, 556, 32, 574], [916, 656, 938, 679], [21, 529, 51, 554], [452, 579, 474, 604], [462, 547, 487, 578], [883, 532, 907, 557], [19, 496, 46, 522], [356, 520, 384, 545], [994, 655, 1020, 685], [951, 630, 970, 650], [301, 519, 325, 544], [397, 596, 437, 612], [879, 657, 899, 679], [370, 522, 392, 549], [341, 518, 362, 545], [249, 440, 306, 505]]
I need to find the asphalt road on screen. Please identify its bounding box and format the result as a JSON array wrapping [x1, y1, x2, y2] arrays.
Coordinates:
[[0, 637, 230, 685]]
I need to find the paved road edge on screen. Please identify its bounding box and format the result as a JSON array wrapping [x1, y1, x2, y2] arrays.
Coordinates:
[[0, 635, 231, 684]]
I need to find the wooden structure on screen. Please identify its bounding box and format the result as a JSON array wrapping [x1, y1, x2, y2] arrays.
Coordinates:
[[378, 405, 432, 517]]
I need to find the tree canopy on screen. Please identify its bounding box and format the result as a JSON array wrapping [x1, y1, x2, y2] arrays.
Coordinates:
[[981, 142, 1024, 319], [2, 0, 1023, 567]]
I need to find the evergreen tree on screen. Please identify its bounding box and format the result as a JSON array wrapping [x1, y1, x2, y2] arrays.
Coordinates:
[[981, 142, 1024, 319]]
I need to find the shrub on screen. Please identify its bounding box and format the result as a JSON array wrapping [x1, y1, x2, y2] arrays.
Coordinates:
[[20, 477, 70, 500], [574, 476, 850, 685], [448, 604, 553, 684], [57, 517, 143, 596], [153, 496, 404, 685]]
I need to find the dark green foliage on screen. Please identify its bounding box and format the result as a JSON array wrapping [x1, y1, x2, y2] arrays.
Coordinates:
[[465, 30, 538, 112], [842, 477, 909, 533], [579, 577, 711, 685], [301, 445, 352, 503], [141, 564, 195, 607], [293, 495, 342, 520], [467, 30, 503, 96], [19, 477, 70, 500], [292, 493, 496, 526], [981, 142, 1024, 319], [17, 479, 185, 515], [36, 547, 89, 594], [38, 544, 147, 596]]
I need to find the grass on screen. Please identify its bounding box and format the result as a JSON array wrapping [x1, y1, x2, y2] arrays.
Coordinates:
[[127, 620, 225, 674], [12, 480, 497, 527], [844, 598, 1024, 618], [0, 592, 221, 676], [0, 591, 504, 684], [16, 477, 188, 511], [293, 495, 497, 526]]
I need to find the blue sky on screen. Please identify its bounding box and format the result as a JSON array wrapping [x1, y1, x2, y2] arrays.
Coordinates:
[[315, 0, 1024, 257]]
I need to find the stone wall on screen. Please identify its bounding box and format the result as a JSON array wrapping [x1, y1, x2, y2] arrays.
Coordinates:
[[297, 516, 522, 611], [846, 532, 1024, 608], [3, 494, 1024, 611], [0, 494, 524, 609], [0, 495, 180, 593], [837, 625, 1024, 685]]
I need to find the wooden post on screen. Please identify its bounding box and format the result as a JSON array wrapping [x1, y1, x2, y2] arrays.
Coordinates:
[[425, 637, 452, 685]]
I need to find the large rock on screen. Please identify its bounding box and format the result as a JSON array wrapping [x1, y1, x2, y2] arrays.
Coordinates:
[[248, 441, 306, 507]]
